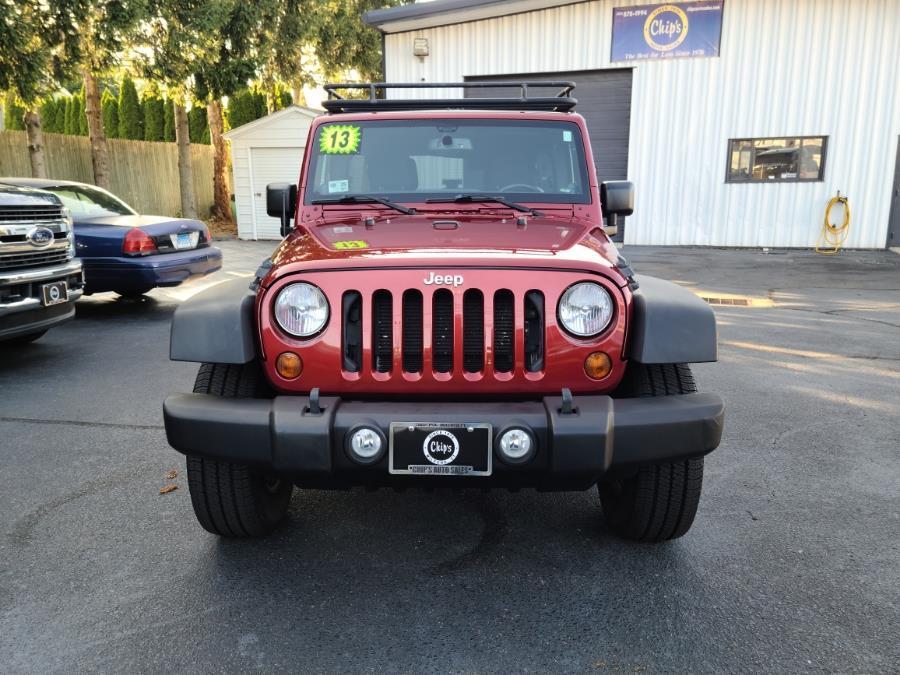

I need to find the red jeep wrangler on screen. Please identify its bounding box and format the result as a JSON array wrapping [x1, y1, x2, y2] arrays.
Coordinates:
[[163, 83, 723, 542]]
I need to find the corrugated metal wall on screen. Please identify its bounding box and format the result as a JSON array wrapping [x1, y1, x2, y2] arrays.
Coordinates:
[[384, 0, 900, 248]]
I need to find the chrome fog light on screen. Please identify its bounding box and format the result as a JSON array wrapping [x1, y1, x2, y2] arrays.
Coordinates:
[[497, 428, 535, 465], [346, 426, 385, 464]]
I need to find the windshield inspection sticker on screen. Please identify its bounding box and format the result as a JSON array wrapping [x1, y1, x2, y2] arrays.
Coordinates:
[[334, 240, 368, 249], [562, 130, 573, 142], [328, 179, 350, 193], [320, 125, 361, 154]]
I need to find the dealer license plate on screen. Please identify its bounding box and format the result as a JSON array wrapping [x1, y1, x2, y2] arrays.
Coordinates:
[[40, 280, 68, 306], [171, 232, 199, 250], [389, 422, 492, 476]]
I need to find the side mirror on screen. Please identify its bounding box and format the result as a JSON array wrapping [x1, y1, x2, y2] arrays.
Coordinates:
[[266, 183, 297, 237], [600, 181, 634, 238]]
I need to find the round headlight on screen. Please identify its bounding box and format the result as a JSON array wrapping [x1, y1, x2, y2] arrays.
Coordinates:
[[273, 282, 329, 337], [558, 282, 614, 337]]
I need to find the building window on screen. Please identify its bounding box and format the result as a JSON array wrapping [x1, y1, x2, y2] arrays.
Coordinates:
[[726, 136, 828, 183]]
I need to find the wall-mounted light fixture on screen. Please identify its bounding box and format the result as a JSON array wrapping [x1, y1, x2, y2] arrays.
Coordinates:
[[413, 37, 429, 59]]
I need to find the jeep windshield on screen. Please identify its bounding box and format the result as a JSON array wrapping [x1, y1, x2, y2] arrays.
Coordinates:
[[305, 119, 591, 207]]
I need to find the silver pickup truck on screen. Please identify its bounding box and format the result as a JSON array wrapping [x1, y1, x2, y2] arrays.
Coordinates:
[[0, 185, 84, 343]]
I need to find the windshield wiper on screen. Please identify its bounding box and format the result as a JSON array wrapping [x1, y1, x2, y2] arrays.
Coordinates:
[[311, 194, 416, 215], [426, 194, 543, 217]]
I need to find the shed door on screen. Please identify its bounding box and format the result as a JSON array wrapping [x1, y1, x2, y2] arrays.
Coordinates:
[[465, 69, 633, 183], [250, 146, 304, 240]]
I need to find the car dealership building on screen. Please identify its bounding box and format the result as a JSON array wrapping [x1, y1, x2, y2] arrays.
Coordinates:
[[365, 0, 900, 248]]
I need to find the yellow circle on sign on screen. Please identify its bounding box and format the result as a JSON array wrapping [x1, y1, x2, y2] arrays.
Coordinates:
[[643, 5, 689, 52]]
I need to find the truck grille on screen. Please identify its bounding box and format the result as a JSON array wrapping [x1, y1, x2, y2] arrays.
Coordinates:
[[0, 248, 69, 272], [340, 286, 545, 377], [0, 205, 65, 223]]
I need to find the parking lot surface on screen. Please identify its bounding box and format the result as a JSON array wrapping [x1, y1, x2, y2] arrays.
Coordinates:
[[1, 241, 898, 672]]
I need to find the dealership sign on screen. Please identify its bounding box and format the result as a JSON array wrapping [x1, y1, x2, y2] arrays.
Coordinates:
[[611, 2, 724, 61]]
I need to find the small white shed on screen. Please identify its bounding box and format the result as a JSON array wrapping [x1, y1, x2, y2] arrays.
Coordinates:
[[225, 105, 321, 240]]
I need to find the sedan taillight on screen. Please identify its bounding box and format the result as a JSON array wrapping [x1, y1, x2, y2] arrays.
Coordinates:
[[123, 228, 157, 255]]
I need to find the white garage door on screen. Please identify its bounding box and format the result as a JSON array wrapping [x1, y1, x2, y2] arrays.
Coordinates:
[[250, 146, 304, 239]]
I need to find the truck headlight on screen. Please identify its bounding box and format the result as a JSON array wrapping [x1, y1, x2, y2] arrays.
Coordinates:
[[273, 282, 329, 337], [558, 282, 614, 337]]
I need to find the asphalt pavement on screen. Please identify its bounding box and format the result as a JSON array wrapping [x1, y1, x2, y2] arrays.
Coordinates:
[[1, 241, 898, 673]]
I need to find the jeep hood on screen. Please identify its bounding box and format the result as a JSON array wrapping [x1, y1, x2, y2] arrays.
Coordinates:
[[267, 213, 623, 285], [309, 213, 595, 253]]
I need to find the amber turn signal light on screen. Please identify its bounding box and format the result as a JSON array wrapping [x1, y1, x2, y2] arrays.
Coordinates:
[[276, 352, 303, 379], [584, 351, 612, 380]]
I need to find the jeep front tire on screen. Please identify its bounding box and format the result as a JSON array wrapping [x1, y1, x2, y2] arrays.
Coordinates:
[[599, 363, 705, 542], [185, 362, 293, 537]]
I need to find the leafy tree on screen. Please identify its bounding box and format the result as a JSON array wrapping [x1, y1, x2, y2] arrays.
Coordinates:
[[118, 76, 143, 140], [53, 1, 148, 188], [142, 85, 165, 141], [163, 97, 175, 142], [101, 89, 119, 138]]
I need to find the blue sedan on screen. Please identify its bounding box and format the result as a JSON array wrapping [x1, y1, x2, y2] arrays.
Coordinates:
[[0, 178, 222, 297]]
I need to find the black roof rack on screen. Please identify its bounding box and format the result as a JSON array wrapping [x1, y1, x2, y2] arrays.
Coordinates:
[[322, 81, 577, 114]]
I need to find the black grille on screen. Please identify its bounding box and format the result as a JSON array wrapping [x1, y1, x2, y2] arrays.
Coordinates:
[[0, 205, 65, 222], [0, 248, 69, 272], [372, 290, 393, 373], [463, 290, 484, 372], [432, 289, 454, 373], [402, 290, 423, 373], [493, 290, 515, 372], [524, 291, 545, 372], [342, 292, 362, 372]]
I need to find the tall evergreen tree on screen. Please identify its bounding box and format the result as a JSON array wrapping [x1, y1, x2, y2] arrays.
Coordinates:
[[63, 96, 75, 134], [101, 89, 119, 138], [142, 85, 165, 141], [163, 97, 175, 142], [4, 94, 26, 130], [39, 98, 57, 132], [77, 86, 88, 135], [52, 97, 66, 132], [117, 76, 142, 140], [188, 105, 209, 145]]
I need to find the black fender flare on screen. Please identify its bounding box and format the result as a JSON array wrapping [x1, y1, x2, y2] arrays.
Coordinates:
[[169, 278, 257, 364], [627, 275, 717, 364]]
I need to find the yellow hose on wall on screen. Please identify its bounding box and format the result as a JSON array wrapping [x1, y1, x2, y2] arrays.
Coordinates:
[[815, 193, 850, 255]]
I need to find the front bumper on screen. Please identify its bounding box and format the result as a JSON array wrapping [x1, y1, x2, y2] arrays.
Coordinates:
[[0, 259, 84, 340], [163, 392, 725, 488], [82, 246, 223, 292]]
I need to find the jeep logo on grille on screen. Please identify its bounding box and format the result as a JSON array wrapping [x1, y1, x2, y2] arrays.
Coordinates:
[[423, 272, 464, 287], [26, 226, 54, 248]]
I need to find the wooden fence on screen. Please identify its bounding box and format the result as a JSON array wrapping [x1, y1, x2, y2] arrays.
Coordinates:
[[0, 130, 221, 218]]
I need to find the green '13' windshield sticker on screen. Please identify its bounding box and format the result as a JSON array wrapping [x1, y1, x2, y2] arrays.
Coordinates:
[[319, 125, 361, 154]]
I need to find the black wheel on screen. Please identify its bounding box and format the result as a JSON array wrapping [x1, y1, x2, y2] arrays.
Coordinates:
[[4, 330, 47, 344], [186, 362, 293, 537], [115, 287, 153, 298], [599, 363, 705, 542]]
